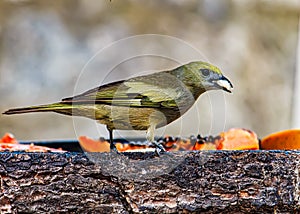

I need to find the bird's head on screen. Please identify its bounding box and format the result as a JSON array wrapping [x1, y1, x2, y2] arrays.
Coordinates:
[[182, 61, 233, 94]]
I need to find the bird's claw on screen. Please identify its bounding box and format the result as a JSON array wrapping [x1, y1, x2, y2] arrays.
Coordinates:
[[151, 141, 166, 156], [110, 142, 119, 154]]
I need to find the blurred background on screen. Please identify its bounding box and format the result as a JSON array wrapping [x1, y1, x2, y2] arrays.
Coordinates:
[[0, 0, 299, 141]]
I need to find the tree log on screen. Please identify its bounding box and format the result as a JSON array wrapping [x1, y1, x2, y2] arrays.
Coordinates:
[[0, 151, 300, 213]]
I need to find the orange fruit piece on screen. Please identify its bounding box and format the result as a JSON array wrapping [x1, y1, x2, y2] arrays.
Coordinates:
[[0, 133, 18, 144], [216, 128, 259, 150], [78, 136, 110, 152], [261, 129, 300, 150]]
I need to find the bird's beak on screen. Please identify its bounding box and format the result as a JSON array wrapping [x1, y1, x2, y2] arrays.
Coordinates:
[[213, 76, 233, 93]]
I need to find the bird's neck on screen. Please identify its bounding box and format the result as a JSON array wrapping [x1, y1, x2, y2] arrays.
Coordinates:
[[168, 67, 206, 99], [188, 86, 206, 99]]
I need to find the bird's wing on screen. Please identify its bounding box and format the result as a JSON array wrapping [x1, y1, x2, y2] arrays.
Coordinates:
[[62, 72, 187, 108]]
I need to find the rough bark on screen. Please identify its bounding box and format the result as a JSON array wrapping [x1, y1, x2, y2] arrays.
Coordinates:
[[0, 151, 300, 213]]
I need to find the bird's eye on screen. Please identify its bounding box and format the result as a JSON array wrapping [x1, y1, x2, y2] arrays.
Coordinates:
[[200, 69, 210, 77]]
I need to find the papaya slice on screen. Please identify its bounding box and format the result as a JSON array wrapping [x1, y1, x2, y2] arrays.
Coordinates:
[[78, 136, 110, 152], [192, 129, 259, 151], [0, 133, 64, 152], [216, 128, 259, 150], [261, 129, 300, 150]]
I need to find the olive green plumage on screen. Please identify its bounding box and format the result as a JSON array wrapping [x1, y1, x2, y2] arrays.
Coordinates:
[[3, 61, 233, 150]]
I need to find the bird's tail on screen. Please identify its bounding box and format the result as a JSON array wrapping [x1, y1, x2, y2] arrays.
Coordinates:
[[3, 103, 73, 115]]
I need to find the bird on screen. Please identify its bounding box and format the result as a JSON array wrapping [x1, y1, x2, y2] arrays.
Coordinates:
[[3, 61, 233, 152]]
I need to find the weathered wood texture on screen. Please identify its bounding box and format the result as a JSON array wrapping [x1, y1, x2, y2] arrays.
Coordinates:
[[0, 151, 300, 213]]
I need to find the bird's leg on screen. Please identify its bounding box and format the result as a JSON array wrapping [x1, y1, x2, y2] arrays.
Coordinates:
[[146, 123, 166, 154], [107, 127, 118, 152]]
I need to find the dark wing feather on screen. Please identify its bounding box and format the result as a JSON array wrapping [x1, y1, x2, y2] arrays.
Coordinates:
[[61, 72, 188, 108]]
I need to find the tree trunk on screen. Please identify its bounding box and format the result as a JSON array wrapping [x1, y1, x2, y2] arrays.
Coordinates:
[[0, 151, 299, 213]]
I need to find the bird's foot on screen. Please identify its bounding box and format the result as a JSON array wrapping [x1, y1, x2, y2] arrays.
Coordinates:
[[151, 141, 166, 156], [110, 142, 119, 153]]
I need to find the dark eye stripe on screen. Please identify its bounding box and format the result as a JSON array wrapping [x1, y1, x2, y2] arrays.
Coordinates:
[[200, 69, 210, 76]]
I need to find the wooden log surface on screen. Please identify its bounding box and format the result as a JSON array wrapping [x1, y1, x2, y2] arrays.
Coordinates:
[[0, 151, 300, 213]]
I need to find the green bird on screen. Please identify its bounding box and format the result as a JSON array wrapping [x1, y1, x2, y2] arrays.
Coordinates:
[[3, 61, 233, 151]]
